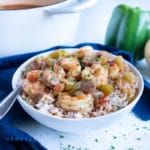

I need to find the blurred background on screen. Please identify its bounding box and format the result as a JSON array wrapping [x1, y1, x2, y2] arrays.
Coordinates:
[[74, 0, 150, 45]]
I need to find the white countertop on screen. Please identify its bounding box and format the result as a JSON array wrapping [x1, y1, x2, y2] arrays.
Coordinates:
[[14, 114, 150, 150], [13, 0, 150, 150]]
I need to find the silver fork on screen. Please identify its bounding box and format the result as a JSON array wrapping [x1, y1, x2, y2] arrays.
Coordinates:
[[0, 84, 22, 119]]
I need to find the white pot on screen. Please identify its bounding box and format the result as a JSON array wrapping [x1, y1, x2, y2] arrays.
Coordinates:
[[0, 0, 98, 57]]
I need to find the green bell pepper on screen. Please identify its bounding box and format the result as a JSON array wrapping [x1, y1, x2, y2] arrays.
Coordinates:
[[105, 4, 150, 59]]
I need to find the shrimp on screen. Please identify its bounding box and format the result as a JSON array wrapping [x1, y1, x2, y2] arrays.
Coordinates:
[[22, 79, 45, 101], [75, 46, 95, 59], [81, 63, 108, 87], [29, 57, 56, 70], [90, 64, 108, 86], [26, 70, 43, 82], [56, 91, 94, 113], [42, 69, 59, 87], [59, 57, 81, 78], [75, 46, 97, 67], [81, 67, 93, 80], [108, 62, 120, 79], [97, 51, 115, 62], [53, 63, 66, 78]]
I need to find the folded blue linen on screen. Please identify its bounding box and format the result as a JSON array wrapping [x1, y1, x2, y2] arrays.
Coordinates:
[[0, 43, 149, 150]]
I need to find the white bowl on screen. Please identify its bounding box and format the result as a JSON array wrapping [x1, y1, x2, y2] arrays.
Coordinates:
[[12, 48, 144, 133]]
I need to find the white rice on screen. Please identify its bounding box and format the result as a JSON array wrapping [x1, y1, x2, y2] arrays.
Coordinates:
[[33, 89, 129, 118]]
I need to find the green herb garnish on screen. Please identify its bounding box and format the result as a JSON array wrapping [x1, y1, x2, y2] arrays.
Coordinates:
[[49, 77, 55, 81], [110, 145, 115, 150], [128, 148, 134, 150], [113, 136, 117, 139], [114, 105, 122, 110], [83, 78, 89, 82], [136, 137, 141, 140], [59, 135, 64, 138]]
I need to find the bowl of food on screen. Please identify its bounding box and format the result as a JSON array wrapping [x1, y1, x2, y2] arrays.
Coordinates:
[[12, 46, 144, 133]]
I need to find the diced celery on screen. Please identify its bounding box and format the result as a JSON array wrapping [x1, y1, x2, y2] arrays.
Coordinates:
[[64, 80, 78, 93], [99, 56, 107, 65], [59, 50, 68, 57], [115, 56, 124, 71], [49, 49, 68, 58], [98, 84, 114, 95], [123, 72, 135, 84]]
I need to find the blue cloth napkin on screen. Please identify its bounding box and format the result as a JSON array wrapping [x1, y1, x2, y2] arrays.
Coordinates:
[[0, 43, 149, 150]]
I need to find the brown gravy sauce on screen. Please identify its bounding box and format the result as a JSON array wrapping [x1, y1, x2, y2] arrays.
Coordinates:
[[0, 4, 41, 10], [0, 0, 65, 10]]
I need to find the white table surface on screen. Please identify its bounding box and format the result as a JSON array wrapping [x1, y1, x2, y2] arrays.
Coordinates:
[[13, 0, 150, 150]]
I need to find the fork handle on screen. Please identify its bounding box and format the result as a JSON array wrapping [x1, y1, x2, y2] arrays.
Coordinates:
[[0, 84, 22, 119]]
